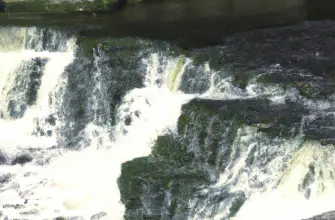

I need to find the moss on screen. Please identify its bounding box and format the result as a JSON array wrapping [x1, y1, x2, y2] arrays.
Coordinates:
[[258, 73, 329, 100], [118, 157, 156, 209], [177, 99, 241, 166], [190, 51, 224, 70], [229, 193, 246, 217], [170, 198, 178, 217], [119, 99, 236, 219], [162, 177, 170, 189], [152, 135, 194, 166], [296, 81, 323, 99], [119, 152, 209, 218], [177, 113, 190, 134], [208, 54, 224, 70], [231, 74, 249, 89], [77, 37, 152, 57], [169, 56, 185, 90], [77, 37, 100, 56]]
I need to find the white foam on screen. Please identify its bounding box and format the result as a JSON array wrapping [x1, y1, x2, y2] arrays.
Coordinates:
[[223, 140, 335, 220], [31, 88, 193, 220], [0, 38, 76, 152], [0, 46, 194, 219]]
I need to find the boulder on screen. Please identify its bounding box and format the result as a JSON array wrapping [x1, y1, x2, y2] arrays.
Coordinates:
[[11, 154, 33, 165], [0, 152, 7, 165]]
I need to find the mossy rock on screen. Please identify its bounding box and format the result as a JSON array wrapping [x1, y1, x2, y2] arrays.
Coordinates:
[[118, 155, 209, 219], [119, 98, 239, 219], [258, 72, 335, 100], [119, 97, 307, 219], [229, 192, 246, 217], [187, 98, 306, 138]]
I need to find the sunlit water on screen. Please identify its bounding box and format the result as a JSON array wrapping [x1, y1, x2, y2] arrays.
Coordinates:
[[1, 25, 335, 220]]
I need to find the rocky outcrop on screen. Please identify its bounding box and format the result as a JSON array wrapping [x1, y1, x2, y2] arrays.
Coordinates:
[[303, 211, 335, 220]]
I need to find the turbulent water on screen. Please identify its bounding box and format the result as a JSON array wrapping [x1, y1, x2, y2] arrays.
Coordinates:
[[1, 21, 335, 220]]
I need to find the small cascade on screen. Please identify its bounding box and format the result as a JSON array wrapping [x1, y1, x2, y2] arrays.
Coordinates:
[[1, 21, 335, 220], [0, 27, 76, 151], [0, 30, 194, 220]]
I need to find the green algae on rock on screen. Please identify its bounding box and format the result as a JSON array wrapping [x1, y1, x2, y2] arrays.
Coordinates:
[[118, 98, 244, 219]]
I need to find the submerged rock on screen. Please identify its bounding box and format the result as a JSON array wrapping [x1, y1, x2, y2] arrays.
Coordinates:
[[90, 212, 107, 220], [11, 154, 33, 165], [0, 152, 7, 165], [3, 204, 24, 209], [0, 174, 11, 184], [303, 211, 335, 220]]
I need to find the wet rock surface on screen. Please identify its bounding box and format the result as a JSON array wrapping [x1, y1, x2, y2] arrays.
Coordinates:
[[90, 212, 107, 220], [2, 21, 335, 220], [0, 152, 8, 165], [118, 21, 335, 220], [303, 211, 335, 220], [7, 58, 47, 119], [11, 154, 33, 165]]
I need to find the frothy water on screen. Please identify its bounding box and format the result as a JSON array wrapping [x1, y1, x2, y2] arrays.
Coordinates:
[[2, 23, 335, 220], [0, 28, 194, 219], [230, 140, 335, 220]]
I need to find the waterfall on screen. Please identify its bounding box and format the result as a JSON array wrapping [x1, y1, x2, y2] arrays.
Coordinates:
[[0, 27, 194, 220], [0, 27, 75, 151], [1, 21, 335, 220]]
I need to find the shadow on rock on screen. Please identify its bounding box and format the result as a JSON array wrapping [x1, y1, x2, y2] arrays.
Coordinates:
[[11, 154, 33, 165]]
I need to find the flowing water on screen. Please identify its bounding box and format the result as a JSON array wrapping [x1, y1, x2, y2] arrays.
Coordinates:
[[1, 22, 335, 220]]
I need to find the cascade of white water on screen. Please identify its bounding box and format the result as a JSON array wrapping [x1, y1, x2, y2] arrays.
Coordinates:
[[0, 29, 194, 220], [0, 28, 76, 152], [230, 139, 335, 220], [2, 24, 335, 220]]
